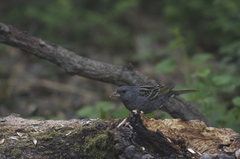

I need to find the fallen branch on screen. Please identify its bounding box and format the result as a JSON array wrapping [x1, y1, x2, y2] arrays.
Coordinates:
[[0, 23, 154, 86], [0, 22, 209, 125]]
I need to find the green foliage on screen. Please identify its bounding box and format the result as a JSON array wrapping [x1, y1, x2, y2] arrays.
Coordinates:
[[192, 68, 211, 79], [191, 53, 214, 66], [154, 58, 176, 73], [112, 107, 130, 118], [162, 0, 240, 50], [158, 1, 240, 130], [76, 101, 134, 119], [232, 97, 240, 107], [76, 101, 116, 119], [2, 0, 136, 50], [185, 58, 240, 132], [165, 22, 240, 132]]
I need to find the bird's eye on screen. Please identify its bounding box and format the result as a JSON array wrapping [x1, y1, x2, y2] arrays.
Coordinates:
[[122, 90, 127, 93]]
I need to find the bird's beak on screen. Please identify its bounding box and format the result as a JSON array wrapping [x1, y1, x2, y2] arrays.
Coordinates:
[[110, 91, 120, 98]]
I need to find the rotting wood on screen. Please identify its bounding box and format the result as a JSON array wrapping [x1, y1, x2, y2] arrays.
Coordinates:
[[0, 113, 239, 158]]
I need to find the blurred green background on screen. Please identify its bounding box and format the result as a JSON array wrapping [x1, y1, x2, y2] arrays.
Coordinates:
[[0, 0, 240, 132]]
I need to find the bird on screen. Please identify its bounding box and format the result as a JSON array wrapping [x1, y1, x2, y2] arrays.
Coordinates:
[[110, 85, 197, 113]]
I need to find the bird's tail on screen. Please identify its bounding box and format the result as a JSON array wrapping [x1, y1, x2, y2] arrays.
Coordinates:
[[172, 90, 198, 95]]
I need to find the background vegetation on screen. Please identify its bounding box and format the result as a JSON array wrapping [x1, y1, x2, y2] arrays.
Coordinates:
[[0, 0, 240, 132]]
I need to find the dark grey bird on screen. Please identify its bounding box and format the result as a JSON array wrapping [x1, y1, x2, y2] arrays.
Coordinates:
[[110, 85, 197, 113]]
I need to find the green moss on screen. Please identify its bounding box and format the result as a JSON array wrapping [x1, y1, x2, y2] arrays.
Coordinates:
[[45, 150, 54, 154], [60, 139, 66, 143], [85, 133, 108, 149], [10, 148, 22, 156], [83, 132, 115, 159], [1, 122, 115, 158], [34, 126, 74, 141], [74, 142, 81, 152], [76, 125, 97, 135], [56, 143, 64, 149]]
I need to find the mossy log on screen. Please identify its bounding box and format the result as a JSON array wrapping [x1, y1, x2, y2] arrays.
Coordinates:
[[0, 113, 239, 159]]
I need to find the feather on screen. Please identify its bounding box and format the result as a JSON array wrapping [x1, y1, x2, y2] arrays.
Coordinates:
[[139, 85, 197, 101], [172, 90, 198, 95], [139, 85, 171, 100]]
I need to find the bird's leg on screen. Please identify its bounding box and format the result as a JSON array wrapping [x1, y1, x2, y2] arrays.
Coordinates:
[[117, 110, 144, 128]]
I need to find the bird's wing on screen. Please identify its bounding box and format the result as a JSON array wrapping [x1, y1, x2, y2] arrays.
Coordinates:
[[138, 85, 173, 101]]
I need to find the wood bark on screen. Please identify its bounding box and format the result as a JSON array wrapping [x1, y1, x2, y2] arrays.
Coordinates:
[[0, 22, 210, 125], [0, 113, 239, 159]]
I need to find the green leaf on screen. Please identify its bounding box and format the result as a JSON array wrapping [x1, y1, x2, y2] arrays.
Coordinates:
[[76, 101, 116, 119], [192, 68, 211, 78], [112, 108, 130, 118], [232, 96, 240, 107], [76, 106, 98, 119], [211, 75, 232, 86], [154, 58, 176, 73], [100, 108, 107, 119], [145, 111, 157, 118], [95, 101, 115, 111], [191, 53, 213, 65]]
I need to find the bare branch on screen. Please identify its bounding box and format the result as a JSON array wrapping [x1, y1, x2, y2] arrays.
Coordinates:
[[0, 22, 210, 125], [0, 22, 156, 86]]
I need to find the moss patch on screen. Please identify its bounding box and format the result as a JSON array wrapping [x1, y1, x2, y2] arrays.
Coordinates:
[[0, 117, 118, 158], [9, 148, 22, 157], [83, 132, 115, 159]]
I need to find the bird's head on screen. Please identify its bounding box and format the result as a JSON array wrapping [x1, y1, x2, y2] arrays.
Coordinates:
[[110, 86, 138, 102]]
